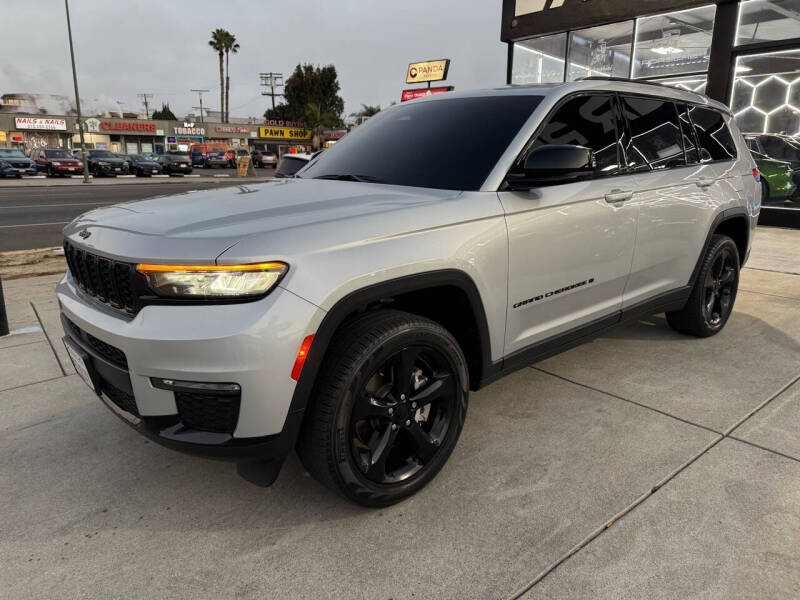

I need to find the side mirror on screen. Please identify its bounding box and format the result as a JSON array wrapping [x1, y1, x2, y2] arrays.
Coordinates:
[[507, 144, 595, 189]]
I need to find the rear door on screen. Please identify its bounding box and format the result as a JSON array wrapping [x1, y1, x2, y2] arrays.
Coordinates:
[[620, 96, 718, 307], [499, 93, 639, 355]]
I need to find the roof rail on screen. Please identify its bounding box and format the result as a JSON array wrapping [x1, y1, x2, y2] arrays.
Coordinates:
[[578, 76, 668, 88]]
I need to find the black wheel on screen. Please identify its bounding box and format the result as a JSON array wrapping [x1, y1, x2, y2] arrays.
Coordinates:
[[667, 234, 740, 337], [761, 179, 770, 202], [298, 310, 468, 507]]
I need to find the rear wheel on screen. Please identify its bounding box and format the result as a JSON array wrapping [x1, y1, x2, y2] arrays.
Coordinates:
[[298, 310, 468, 507], [666, 234, 740, 337]]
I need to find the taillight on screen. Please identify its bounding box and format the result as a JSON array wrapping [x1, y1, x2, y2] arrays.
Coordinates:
[[752, 168, 760, 182]]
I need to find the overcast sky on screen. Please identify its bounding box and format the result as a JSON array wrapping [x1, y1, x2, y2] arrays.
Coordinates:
[[2, 0, 507, 119]]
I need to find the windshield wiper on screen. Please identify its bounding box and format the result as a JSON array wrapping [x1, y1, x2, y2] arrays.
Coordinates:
[[313, 173, 384, 184]]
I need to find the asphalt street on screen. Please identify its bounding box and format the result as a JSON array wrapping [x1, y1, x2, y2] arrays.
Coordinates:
[[0, 178, 270, 252]]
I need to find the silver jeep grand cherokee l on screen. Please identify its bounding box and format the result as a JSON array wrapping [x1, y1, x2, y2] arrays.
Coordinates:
[[58, 80, 759, 506]]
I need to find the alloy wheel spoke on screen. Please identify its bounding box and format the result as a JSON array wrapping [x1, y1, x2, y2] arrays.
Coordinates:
[[405, 424, 438, 463], [365, 423, 398, 480], [410, 372, 452, 407], [352, 395, 394, 422], [392, 347, 420, 399], [719, 267, 735, 285]]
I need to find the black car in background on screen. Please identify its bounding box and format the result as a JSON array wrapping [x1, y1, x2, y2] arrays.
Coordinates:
[[0, 148, 37, 175], [124, 154, 163, 177], [273, 153, 311, 178], [73, 149, 126, 177], [0, 159, 23, 178], [156, 152, 193, 175]]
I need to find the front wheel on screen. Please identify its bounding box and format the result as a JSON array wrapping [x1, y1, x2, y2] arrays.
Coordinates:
[[298, 310, 468, 507], [666, 234, 740, 337]]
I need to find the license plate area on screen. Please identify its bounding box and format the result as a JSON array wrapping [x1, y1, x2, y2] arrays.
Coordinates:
[[63, 337, 100, 395]]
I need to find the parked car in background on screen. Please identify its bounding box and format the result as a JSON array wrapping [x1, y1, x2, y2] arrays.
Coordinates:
[[141, 152, 159, 161], [0, 159, 23, 178], [751, 151, 796, 201], [203, 149, 230, 169], [252, 150, 277, 168], [273, 153, 312, 178], [745, 133, 800, 190], [231, 148, 250, 168], [156, 152, 193, 175], [125, 154, 163, 177], [77, 149, 126, 177], [0, 148, 37, 176], [30, 148, 83, 177]]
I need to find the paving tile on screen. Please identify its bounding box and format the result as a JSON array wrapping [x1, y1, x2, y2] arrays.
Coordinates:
[[739, 267, 800, 301], [733, 380, 800, 461], [0, 368, 716, 600], [747, 226, 800, 275], [536, 289, 800, 431], [0, 341, 63, 391], [523, 439, 800, 600]]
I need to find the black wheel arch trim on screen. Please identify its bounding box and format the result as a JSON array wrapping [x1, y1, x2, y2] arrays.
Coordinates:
[[688, 206, 750, 285], [287, 269, 493, 419]]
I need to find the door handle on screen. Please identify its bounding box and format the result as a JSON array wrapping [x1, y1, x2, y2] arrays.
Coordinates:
[[604, 189, 633, 203], [696, 177, 715, 188]]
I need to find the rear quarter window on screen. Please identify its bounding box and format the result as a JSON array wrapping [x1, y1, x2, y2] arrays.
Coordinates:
[[689, 106, 737, 162]]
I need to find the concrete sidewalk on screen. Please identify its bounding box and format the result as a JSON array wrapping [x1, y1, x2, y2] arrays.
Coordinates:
[[1, 227, 798, 599]]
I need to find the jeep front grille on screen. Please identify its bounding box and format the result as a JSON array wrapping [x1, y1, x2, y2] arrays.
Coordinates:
[[64, 241, 139, 315]]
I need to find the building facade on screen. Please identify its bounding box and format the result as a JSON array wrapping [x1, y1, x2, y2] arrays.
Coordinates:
[[502, 0, 800, 225]]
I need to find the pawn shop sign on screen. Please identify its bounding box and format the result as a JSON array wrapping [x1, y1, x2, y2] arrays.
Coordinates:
[[406, 59, 450, 84]]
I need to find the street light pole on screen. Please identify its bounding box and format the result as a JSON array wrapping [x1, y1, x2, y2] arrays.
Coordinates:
[[65, 0, 90, 184]]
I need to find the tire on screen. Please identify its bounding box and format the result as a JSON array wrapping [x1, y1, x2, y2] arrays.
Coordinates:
[[297, 310, 469, 507], [761, 179, 770, 202], [666, 234, 740, 337]]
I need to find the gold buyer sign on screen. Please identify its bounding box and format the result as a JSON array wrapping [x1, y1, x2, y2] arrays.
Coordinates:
[[258, 126, 312, 140], [406, 59, 450, 84]]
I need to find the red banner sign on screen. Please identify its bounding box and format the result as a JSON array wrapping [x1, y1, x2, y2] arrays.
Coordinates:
[[401, 86, 454, 102]]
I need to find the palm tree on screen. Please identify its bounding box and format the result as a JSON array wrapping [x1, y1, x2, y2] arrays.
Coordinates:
[[222, 31, 240, 123], [208, 29, 226, 123], [358, 104, 381, 117], [305, 102, 337, 151]]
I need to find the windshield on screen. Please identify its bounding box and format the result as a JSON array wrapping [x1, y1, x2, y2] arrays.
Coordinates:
[[300, 95, 543, 190], [276, 156, 308, 176], [0, 149, 26, 158], [90, 150, 116, 158], [128, 154, 143, 161], [45, 150, 72, 158]]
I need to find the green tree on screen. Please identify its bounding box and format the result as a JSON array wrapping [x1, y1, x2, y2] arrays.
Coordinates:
[[281, 64, 344, 124], [354, 104, 381, 118], [208, 29, 227, 123], [151, 103, 177, 120], [263, 103, 292, 122], [222, 31, 239, 122], [305, 102, 338, 150]]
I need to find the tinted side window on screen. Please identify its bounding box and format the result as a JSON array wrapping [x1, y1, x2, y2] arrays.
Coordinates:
[[689, 107, 737, 162], [531, 94, 620, 174], [677, 104, 699, 164], [621, 96, 685, 171]]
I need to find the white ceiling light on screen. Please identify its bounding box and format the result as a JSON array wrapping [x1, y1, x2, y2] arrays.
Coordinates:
[[651, 46, 684, 55]]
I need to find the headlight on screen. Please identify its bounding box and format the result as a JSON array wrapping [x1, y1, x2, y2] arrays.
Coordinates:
[[135, 262, 287, 299], [98, 161, 109, 165], [52, 161, 62, 166]]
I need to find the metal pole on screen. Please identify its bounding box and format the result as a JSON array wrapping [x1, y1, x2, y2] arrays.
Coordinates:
[[0, 274, 9, 337], [199, 95, 204, 123], [65, 0, 90, 184]]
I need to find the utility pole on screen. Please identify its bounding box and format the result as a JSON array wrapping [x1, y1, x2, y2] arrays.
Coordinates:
[[65, 0, 90, 184], [259, 72, 284, 110], [190, 89, 209, 124], [192, 106, 206, 122], [137, 92, 153, 118]]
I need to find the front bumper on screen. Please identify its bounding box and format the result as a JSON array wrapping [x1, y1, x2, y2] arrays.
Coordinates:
[[54, 165, 83, 174], [57, 272, 321, 461]]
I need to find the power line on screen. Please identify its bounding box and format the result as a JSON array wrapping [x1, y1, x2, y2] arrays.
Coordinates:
[[259, 72, 284, 110], [190, 89, 210, 124], [137, 93, 153, 118]]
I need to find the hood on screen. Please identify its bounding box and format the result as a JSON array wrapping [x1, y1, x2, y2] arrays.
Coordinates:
[[63, 178, 460, 263]]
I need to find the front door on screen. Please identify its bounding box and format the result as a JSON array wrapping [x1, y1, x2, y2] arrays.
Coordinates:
[[499, 93, 638, 356]]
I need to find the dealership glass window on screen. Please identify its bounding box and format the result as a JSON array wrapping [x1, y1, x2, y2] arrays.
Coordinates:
[[651, 75, 708, 95], [512, 34, 567, 84], [731, 49, 800, 135], [530, 94, 620, 172], [620, 96, 685, 170], [737, 0, 800, 45], [567, 21, 634, 81], [633, 5, 716, 79]]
